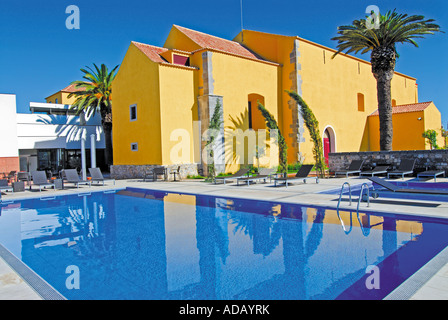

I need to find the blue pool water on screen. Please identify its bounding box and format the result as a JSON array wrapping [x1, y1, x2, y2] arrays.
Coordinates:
[[1, 187, 448, 300]]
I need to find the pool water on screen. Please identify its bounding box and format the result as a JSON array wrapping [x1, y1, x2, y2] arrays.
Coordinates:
[[0, 187, 448, 300]]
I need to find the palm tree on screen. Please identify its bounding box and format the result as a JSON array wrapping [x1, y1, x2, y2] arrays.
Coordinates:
[[68, 63, 119, 167], [331, 9, 442, 151]]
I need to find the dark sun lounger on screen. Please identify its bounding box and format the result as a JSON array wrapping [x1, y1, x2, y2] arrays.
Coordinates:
[[273, 164, 318, 187], [368, 176, 448, 195], [334, 160, 364, 178], [387, 159, 416, 179]]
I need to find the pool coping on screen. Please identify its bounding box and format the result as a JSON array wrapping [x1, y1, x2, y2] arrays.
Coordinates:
[[0, 244, 65, 300], [1, 179, 448, 300]]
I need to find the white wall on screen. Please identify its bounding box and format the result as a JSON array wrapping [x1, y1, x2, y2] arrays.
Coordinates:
[[16, 112, 106, 150], [0, 94, 19, 157]]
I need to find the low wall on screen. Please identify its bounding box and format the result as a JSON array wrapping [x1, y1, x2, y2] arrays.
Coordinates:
[[328, 150, 448, 175], [110, 163, 199, 180]]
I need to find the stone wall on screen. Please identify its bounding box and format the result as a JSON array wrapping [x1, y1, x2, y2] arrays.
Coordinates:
[[110, 163, 199, 180], [329, 150, 448, 175]]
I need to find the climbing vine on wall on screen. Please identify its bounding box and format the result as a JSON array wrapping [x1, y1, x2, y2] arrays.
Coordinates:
[[287, 90, 326, 178], [257, 102, 288, 175], [205, 99, 223, 181]]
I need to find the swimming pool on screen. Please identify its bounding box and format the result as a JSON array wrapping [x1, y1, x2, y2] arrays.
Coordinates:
[[1, 187, 448, 300]]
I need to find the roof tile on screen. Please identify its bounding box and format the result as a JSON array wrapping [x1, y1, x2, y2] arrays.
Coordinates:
[[369, 102, 433, 116]]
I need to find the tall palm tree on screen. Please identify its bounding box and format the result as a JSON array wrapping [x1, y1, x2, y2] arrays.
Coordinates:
[[68, 63, 119, 167], [331, 9, 442, 151]]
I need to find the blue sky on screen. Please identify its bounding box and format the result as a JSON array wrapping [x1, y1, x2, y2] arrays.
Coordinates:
[[1, 0, 447, 125]]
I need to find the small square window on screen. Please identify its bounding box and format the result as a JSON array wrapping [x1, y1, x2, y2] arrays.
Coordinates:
[[130, 104, 137, 121], [131, 143, 138, 151]]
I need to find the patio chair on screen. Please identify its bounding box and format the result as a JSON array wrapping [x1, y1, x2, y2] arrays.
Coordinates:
[[359, 165, 389, 177], [144, 167, 166, 182], [0, 179, 13, 193], [334, 160, 365, 178], [273, 164, 318, 187], [30, 171, 55, 192], [214, 168, 250, 185], [386, 159, 416, 179], [236, 168, 277, 186], [417, 170, 446, 182], [6, 171, 16, 183], [89, 168, 115, 186], [169, 166, 181, 181], [368, 176, 448, 195], [62, 169, 91, 188], [17, 172, 31, 186]]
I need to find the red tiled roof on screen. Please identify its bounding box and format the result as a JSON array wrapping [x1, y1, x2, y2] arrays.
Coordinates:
[[369, 102, 433, 116], [132, 41, 169, 63], [173, 25, 263, 61], [61, 83, 86, 93]]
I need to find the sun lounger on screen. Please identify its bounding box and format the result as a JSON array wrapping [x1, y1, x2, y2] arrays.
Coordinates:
[[387, 159, 416, 179], [359, 165, 389, 177], [236, 168, 277, 186], [30, 171, 55, 192], [417, 170, 445, 182], [214, 168, 250, 184], [63, 169, 91, 188], [89, 168, 115, 186], [0, 179, 13, 193], [273, 164, 318, 187], [334, 160, 365, 178], [368, 176, 448, 195]]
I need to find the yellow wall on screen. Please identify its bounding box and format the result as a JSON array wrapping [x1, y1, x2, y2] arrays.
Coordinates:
[[297, 39, 417, 157], [45, 92, 77, 104], [204, 51, 280, 171], [368, 111, 426, 150], [368, 102, 443, 151], [423, 102, 444, 148], [158, 64, 196, 165], [234, 30, 420, 162], [234, 31, 297, 164], [164, 26, 202, 52], [112, 43, 163, 165]]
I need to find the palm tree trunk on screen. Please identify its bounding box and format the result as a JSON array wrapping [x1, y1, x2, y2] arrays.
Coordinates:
[[375, 71, 394, 151], [103, 121, 113, 167], [371, 46, 396, 151]]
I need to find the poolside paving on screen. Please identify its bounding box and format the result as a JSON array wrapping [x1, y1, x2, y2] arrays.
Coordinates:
[[1, 176, 448, 300]]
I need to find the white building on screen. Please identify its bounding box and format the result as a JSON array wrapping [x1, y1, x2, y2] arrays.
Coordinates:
[[0, 94, 106, 175]]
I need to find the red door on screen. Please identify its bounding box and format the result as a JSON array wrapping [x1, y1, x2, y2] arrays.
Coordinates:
[[323, 137, 330, 166]]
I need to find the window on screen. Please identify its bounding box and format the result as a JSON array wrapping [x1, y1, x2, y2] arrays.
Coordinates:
[[130, 104, 137, 121], [55, 98, 58, 104], [131, 143, 138, 151], [357, 93, 365, 112]]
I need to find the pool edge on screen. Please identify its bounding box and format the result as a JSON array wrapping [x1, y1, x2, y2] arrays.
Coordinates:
[[384, 244, 448, 300], [0, 244, 66, 300]]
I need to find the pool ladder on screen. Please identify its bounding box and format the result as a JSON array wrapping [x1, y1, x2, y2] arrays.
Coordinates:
[[337, 182, 372, 212]]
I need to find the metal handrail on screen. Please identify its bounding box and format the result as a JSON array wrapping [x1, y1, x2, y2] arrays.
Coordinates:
[[336, 209, 353, 235], [337, 182, 352, 209], [357, 183, 370, 212]]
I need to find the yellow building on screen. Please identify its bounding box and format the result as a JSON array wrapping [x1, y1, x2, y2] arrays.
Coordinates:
[[45, 84, 81, 105], [111, 25, 443, 177]]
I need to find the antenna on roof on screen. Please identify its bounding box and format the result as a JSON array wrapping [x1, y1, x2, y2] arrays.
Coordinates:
[[240, 0, 244, 42]]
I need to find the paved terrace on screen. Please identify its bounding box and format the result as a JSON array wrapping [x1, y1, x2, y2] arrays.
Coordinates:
[[1, 176, 448, 300]]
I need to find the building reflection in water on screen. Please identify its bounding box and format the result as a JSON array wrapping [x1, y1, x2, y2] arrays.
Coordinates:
[[2, 188, 447, 300]]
